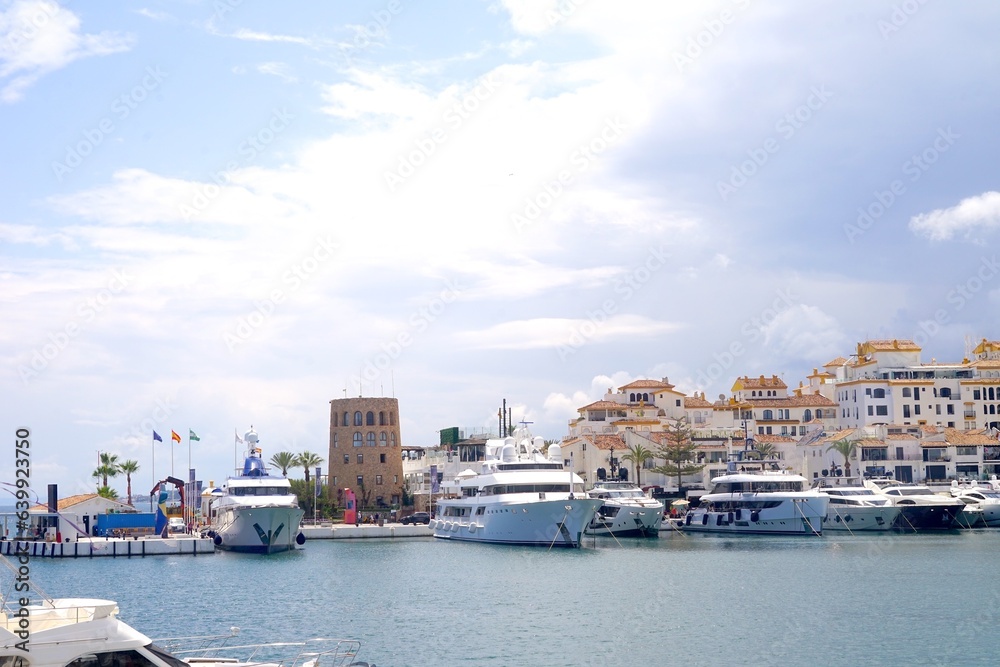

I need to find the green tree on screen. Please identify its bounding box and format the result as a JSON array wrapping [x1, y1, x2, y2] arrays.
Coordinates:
[[296, 451, 325, 485], [118, 459, 140, 505], [621, 442, 654, 487], [651, 418, 705, 494], [95, 452, 121, 488], [827, 438, 858, 477], [97, 485, 119, 500], [92, 464, 118, 490], [269, 451, 298, 477], [752, 442, 778, 463]]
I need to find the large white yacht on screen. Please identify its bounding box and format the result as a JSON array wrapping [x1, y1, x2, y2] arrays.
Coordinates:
[[682, 465, 828, 535], [203, 427, 305, 554], [584, 480, 663, 537], [950, 480, 1000, 528], [431, 427, 603, 548], [812, 477, 900, 532], [863, 477, 964, 530]]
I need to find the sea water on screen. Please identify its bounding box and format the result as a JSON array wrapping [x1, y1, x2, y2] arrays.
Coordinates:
[[25, 530, 1000, 666]]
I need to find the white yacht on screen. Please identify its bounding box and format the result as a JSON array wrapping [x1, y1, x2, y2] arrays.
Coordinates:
[[203, 427, 305, 554], [863, 478, 964, 530], [950, 481, 1000, 528], [682, 466, 828, 535], [585, 480, 663, 537], [431, 427, 603, 548], [812, 477, 900, 532]]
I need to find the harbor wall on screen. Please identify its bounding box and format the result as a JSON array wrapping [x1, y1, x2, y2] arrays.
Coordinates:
[[0, 537, 213, 558]]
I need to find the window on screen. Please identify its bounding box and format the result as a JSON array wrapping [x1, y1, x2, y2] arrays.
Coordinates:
[[333, 412, 339, 427], [763, 409, 773, 420], [333, 433, 338, 448], [354, 411, 363, 426], [866, 388, 872, 397], [380, 453, 386, 463], [975, 389, 982, 400], [353, 432, 363, 447], [357, 475, 364, 487], [343, 411, 349, 426], [380, 432, 387, 446], [379, 411, 386, 425], [343, 454, 349, 464], [903, 405, 911, 418], [357, 454, 363, 464], [390, 433, 397, 447], [376, 475, 383, 485], [394, 475, 399, 483], [366, 411, 375, 425], [876, 405, 888, 416], [873, 388, 886, 398], [867, 406, 873, 416], [367, 432, 376, 447], [676, 399, 681, 407], [914, 405, 921, 415], [902, 388, 912, 398], [957, 446, 977, 456], [947, 404, 954, 415]]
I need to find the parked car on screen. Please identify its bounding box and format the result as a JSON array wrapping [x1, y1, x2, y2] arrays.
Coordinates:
[[401, 512, 430, 525], [168, 517, 186, 533]]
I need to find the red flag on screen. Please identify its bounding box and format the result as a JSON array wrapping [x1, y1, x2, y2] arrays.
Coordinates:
[[171, 430, 181, 443]]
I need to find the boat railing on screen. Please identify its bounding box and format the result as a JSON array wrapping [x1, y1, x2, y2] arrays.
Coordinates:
[[156, 632, 363, 667]]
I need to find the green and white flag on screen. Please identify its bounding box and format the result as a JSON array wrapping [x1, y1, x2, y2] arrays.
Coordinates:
[[189, 429, 200, 441]]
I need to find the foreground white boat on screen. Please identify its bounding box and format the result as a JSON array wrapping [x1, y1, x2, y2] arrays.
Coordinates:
[[0, 557, 368, 667], [682, 467, 828, 536], [432, 428, 602, 548], [863, 478, 964, 530], [585, 481, 663, 537], [203, 427, 305, 554], [949, 482, 1000, 528], [812, 477, 900, 532]]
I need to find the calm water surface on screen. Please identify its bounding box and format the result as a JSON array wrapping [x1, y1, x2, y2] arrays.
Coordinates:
[[27, 530, 1000, 666]]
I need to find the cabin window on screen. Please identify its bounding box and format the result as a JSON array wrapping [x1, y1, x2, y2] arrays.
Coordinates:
[[67, 651, 160, 667]]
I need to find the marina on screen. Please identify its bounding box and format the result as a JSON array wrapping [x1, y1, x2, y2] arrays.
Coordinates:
[[13, 530, 1000, 667]]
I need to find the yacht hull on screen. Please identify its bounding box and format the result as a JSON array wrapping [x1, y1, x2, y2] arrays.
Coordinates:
[[892, 504, 963, 531], [585, 503, 663, 537], [823, 505, 900, 532], [682, 496, 828, 536], [432, 498, 603, 548], [212, 505, 305, 554]]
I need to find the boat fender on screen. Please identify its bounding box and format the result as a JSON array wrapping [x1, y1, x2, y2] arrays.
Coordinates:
[[716, 514, 723, 526], [750, 511, 760, 522], [213, 534, 222, 546], [295, 532, 306, 545], [735, 509, 742, 521], [685, 514, 692, 526], [728, 512, 734, 524], [701, 514, 708, 526]]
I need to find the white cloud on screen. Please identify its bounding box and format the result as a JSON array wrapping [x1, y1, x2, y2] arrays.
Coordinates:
[[257, 61, 297, 83], [0, 0, 133, 103], [0, 222, 75, 248], [760, 304, 847, 363], [456, 315, 681, 351], [909, 191, 1000, 242]]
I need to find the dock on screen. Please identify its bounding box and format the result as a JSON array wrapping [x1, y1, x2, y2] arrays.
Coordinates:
[[1, 536, 214, 558], [300, 522, 432, 539]]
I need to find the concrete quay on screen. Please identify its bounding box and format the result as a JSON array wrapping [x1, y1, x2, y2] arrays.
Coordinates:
[[300, 522, 432, 539], [1, 536, 214, 558]]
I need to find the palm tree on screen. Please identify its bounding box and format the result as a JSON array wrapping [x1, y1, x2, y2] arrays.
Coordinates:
[[97, 452, 121, 487], [269, 451, 298, 477], [119, 459, 140, 506], [827, 438, 858, 477], [621, 442, 654, 487], [752, 442, 778, 463], [97, 486, 119, 500], [92, 464, 118, 489], [297, 451, 324, 485]]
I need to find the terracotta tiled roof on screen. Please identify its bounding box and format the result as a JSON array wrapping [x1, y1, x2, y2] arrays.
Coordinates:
[[944, 428, 1000, 445], [752, 434, 796, 444], [861, 339, 921, 351], [744, 395, 837, 408], [30, 493, 132, 512], [684, 396, 713, 408], [578, 400, 625, 412], [591, 434, 627, 450], [733, 375, 788, 390], [823, 357, 848, 367], [619, 379, 675, 391]]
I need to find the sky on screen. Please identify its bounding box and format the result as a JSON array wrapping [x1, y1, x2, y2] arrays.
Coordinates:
[[2, 1, 1000, 501]]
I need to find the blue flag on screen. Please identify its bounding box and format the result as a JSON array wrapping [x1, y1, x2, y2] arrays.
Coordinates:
[[153, 430, 163, 442]]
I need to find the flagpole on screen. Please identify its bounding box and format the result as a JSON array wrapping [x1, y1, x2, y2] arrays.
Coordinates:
[[151, 433, 156, 512]]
